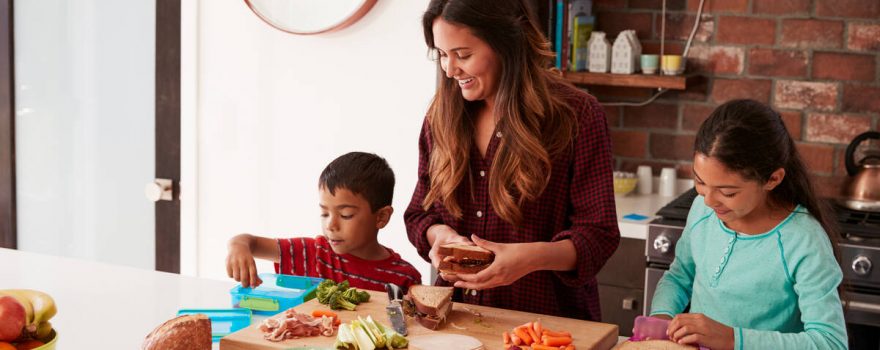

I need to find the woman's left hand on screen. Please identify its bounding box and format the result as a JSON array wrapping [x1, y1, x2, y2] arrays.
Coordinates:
[[452, 235, 536, 290], [667, 313, 734, 350]]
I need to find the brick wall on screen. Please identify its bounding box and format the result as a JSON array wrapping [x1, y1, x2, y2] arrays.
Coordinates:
[[587, 0, 879, 196]]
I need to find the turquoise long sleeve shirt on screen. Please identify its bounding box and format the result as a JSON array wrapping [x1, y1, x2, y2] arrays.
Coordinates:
[[650, 196, 848, 350]]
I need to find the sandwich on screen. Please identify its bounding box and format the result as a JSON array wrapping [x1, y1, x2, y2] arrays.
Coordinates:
[[404, 285, 454, 330], [437, 244, 494, 275], [141, 314, 212, 350]]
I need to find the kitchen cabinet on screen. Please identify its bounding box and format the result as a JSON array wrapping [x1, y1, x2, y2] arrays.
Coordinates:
[[597, 237, 646, 337]]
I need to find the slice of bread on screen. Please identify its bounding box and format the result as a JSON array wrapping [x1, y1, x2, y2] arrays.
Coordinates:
[[414, 301, 453, 330], [141, 314, 211, 350], [408, 285, 453, 315], [614, 340, 699, 350], [437, 244, 494, 261]]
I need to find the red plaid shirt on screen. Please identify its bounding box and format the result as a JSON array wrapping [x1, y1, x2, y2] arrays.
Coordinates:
[[404, 84, 620, 321], [273, 236, 422, 293]]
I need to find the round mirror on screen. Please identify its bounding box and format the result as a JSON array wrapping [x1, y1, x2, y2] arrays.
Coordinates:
[[244, 0, 378, 35]]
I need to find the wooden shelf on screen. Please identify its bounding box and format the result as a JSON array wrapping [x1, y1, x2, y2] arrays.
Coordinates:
[[563, 71, 689, 90]]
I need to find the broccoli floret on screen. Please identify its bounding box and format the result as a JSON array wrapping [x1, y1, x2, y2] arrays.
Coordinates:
[[341, 288, 363, 304], [316, 279, 339, 305], [329, 291, 358, 311], [337, 280, 350, 292], [354, 289, 370, 303]]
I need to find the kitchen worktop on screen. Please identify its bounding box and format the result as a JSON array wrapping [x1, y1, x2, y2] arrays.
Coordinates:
[[0, 248, 236, 349], [614, 179, 694, 240]]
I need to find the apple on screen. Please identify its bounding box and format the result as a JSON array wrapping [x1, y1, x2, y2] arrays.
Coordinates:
[[0, 296, 25, 342]]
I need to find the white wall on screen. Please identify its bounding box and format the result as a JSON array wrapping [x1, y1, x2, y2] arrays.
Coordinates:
[[193, 0, 436, 283]]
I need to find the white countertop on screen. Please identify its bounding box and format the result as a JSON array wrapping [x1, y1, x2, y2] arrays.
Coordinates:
[[0, 248, 237, 349], [614, 179, 693, 240]]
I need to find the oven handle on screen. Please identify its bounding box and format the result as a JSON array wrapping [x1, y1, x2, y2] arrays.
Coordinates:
[[847, 300, 880, 314]]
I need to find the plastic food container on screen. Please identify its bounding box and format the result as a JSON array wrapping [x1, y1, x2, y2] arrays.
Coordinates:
[[177, 308, 252, 342], [229, 273, 323, 315]]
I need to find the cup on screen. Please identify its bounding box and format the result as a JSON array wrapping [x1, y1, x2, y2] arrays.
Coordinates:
[[637, 165, 653, 195], [659, 167, 677, 197], [661, 55, 683, 75], [640, 54, 659, 75]]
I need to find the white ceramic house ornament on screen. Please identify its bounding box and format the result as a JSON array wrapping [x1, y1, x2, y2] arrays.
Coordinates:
[[611, 30, 642, 74], [588, 31, 611, 73]]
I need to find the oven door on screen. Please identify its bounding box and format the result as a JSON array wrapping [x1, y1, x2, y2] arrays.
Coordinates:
[[644, 266, 667, 316]]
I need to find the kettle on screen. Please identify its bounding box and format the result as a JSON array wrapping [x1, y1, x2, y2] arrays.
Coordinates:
[[842, 131, 880, 212]]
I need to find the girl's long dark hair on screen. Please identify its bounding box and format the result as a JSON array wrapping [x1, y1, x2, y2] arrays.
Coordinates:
[[695, 99, 841, 262]]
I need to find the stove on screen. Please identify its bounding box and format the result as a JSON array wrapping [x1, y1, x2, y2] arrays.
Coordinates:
[[643, 189, 880, 348]]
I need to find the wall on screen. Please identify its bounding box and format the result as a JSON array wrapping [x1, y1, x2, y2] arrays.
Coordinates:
[[194, 1, 436, 282], [590, 0, 879, 196]]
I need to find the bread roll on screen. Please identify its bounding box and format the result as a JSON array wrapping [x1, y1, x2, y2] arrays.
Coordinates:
[[615, 340, 698, 350], [141, 314, 212, 350]]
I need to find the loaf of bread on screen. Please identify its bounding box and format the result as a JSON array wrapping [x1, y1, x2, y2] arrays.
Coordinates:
[[141, 314, 212, 350]]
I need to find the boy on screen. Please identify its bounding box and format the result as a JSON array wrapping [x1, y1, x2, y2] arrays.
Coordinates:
[[226, 152, 422, 292]]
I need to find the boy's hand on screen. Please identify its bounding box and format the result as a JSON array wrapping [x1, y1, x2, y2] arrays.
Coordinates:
[[226, 241, 263, 288], [668, 313, 734, 350]]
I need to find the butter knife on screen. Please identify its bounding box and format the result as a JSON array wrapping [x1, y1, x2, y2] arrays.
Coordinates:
[[385, 283, 408, 336]]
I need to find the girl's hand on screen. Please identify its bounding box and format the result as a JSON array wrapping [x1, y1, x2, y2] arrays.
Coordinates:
[[226, 242, 262, 288], [668, 313, 734, 350], [452, 235, 536, 290], [427, 225, 474, 282]]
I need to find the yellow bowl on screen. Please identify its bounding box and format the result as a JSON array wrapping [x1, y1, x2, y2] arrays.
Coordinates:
[[613, 177, 638, 195]]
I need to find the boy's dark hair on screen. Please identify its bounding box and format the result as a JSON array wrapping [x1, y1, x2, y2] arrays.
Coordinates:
[[319, 152, 395, 212], [695, 99, 840, 260]]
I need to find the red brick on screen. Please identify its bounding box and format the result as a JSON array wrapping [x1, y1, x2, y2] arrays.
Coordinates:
[[781, 19, 844, 49], [596, 12, 653, 40], [847, 23, 880, 52], [630, 0, 686, 10], [682, 104, 716, 131], [611, 130, 649, 158], [711, 79, 772, 104], [812, 52, 876, 82], [687, 0, 748, 13], [747, 49, 808, 78], [816, 0, 880, 19], [780, 111, 803, 141], [603, 105, 622, 127], [842, 85, 880, 114], [774, 80, 839, 112], [810, 175, 848, 197], [717, 16, 776, 45], [797, 142, 835, 174], [655, 13, 715, 42], [651, 134, 696, 161], [594, 0, 627, 10], [588, 85, 655, 100], [659, 76, 710, 101], [686, 45, 744, 75], [623, 103, 679, 129], [753, 0, 811, 15], [805, 113, 873, 144]]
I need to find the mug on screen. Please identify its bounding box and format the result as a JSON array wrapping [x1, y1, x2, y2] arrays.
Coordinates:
[[640, 54, 659, 75], [661, 55, 683, 75]]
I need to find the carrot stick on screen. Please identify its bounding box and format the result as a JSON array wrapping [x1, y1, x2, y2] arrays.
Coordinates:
[[311, 310, 338, 319], [514, 326, 532, 345], [564, 345, 576, 350], [542, 335, 573, 347], [503, 331, 510, 345], [531, 344, 559, 350], [533, 320, 543, 336], [542, 329, 572, 338], [511, 333, 522, 346], [527, 326, 541, 346]]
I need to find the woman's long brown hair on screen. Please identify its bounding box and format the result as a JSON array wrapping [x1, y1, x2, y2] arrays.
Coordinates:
[[421, 0, 576, 225]]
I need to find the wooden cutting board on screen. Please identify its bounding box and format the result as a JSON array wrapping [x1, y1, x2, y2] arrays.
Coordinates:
[[220, 290, 618, 350]]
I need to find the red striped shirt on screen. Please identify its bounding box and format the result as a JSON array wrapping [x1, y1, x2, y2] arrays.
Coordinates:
[[273, 236, 422, 292]]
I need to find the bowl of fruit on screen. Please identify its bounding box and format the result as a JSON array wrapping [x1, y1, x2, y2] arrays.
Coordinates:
[[0, 290, 57, 350]]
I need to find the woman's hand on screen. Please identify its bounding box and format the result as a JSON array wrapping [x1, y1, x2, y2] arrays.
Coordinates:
[[451, 235, 537, 290], [667, 313, 734, 350], [426, 224, 474, 282]]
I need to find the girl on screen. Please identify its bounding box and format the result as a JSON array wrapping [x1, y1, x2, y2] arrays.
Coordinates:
[[649, 99, 847, 349], [404, 0, 620, 320]]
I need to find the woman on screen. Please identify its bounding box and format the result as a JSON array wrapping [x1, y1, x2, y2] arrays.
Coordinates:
[[404, 0, 620, 321]]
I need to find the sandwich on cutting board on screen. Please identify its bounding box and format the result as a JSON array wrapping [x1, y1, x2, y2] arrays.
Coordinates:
[[403, 285, 454, 330], [437, 244, 494, 275]]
